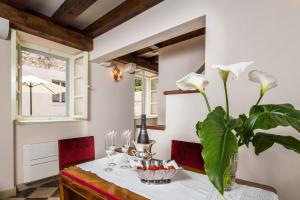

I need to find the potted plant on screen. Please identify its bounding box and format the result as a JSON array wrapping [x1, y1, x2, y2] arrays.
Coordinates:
[[176, 62, 300, 194]]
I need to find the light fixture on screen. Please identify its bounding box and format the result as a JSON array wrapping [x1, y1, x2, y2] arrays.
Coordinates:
[[112, 65, 122, 81]]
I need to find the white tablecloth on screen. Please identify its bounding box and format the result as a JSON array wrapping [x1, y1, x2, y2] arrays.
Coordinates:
[[77, 155, 278, 200]]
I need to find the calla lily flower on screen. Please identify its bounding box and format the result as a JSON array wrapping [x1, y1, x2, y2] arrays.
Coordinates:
[[249, 70, 277, 95], [212, 61, 254, 81], [176, 72, 209, 94]]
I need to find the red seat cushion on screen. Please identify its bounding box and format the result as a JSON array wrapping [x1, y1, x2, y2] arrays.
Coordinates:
[[58, 136, 95, 170], [171, 140, 204, 170]]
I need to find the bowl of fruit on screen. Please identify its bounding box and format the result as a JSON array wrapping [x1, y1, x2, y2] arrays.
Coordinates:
[[135, 159, 181, 184]]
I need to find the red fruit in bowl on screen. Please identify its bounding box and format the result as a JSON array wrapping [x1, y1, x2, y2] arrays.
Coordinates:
[[148, 165, 157, 170], [158, 165, 165, 170], [168, 166, 175, 170]]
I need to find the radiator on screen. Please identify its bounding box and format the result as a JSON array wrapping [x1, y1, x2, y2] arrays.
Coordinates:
[[23, 141, 59, 183]]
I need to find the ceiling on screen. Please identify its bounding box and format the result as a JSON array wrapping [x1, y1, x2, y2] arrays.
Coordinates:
[[115, 28, 206, 73], [0, 0, 163, 51], [71, 0, 126, 30], [26, 0, 126, 30], [27, 0, 64, 17], [0, 0, 205, 73]]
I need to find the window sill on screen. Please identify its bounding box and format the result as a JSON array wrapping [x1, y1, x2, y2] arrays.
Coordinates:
[[163, 89, 198, 95], [15, 118, 87, 125], [136, 124, 165, 131]]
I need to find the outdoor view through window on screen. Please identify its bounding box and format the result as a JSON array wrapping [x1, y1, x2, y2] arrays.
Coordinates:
[[21, 48, 68, 117], [134, 69, 158, 118]]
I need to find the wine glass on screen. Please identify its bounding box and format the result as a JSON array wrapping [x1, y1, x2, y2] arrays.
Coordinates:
[[120, 130, 131, 169], [109, 130, 117, 166], [104, 131, 116, 171]]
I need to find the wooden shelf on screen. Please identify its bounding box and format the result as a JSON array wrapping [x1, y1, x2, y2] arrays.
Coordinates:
[[163, 90, 198, 95], [136, 125, 165, 130]]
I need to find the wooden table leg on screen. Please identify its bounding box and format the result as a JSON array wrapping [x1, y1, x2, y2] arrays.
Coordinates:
[[59, 177, 70, 200]]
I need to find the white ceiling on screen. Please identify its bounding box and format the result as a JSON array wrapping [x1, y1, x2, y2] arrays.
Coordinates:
[[27, 0, 64, 17], [71, 0, 126, 30], [26, 0, 126, 30]]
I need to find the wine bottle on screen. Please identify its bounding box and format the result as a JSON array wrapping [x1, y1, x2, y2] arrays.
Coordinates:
[[137, 114, 150, 144]]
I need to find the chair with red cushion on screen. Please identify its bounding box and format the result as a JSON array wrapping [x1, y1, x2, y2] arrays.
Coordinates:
[[171, 140, 204, 171], [58, 136, 95, 170]]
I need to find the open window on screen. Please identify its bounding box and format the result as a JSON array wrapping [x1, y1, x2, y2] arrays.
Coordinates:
[[11, 29, 89, 122], [134, 69, 158, 118]]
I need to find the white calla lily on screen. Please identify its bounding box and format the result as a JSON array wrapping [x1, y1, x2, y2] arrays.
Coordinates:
[[176, 72, 209, 94], [249, 70, 277, 95], [212, 61, 254, 81], [176, 72, 211, 112]]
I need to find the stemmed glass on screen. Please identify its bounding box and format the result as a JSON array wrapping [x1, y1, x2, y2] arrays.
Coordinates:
[[120, 130, 131, 169], [104, 131, 116, 172]]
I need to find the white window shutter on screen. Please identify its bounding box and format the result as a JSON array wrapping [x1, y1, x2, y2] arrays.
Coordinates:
[[11, 29, 21, 120], [70, 52, 88, 119]]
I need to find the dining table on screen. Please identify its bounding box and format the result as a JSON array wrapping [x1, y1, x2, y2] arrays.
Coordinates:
[[59, 153, 278, 200]]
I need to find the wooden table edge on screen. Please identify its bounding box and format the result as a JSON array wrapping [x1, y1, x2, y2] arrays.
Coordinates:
[[60, 166, 148, 200], [60, 165, 277, 200], [181, 165, 277, 194]]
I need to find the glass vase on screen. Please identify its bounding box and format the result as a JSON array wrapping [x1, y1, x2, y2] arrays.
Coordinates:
[[224, 153, 238, 191]]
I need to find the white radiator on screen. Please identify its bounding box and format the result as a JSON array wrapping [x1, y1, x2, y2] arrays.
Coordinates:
[[23, 141, 59, 183]]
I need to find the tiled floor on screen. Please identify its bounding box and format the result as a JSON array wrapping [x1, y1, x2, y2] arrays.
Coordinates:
[[4, 178, 60, 200]]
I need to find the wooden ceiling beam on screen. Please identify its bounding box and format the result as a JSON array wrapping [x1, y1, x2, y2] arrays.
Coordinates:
[[84, 0, 164, 38], [52, 0, 97, 26], [134, 47, 157, 56], [156, 28, 205, 48], [135, 28, 205, 56], [0, 2, 93, 51], [0, 0, 29, 10], [148, 55, 158, 64], [116, 54, 158, 72]]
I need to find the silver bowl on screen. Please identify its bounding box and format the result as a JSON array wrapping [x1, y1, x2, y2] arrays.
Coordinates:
[[135, 159, 180, 184]]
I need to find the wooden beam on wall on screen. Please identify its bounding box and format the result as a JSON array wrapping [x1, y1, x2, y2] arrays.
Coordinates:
[[116, 54, 158, 72], [196, 64, 205, 74], [0, 2, 93, 51], [84, 0, 164, 38], [52, 0, 97, 26]]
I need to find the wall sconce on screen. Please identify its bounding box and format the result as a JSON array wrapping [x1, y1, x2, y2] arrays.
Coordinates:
[[112, 65, 122, 81]]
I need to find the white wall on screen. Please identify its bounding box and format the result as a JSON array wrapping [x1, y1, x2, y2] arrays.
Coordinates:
[[0, 46, 134, 188], [158, 36, 205, 124], [0, 35, 90, 192], [0, 39, 14, 192], [87, 63, 134, 158], [15, 122, 87, 184], [91, 0, 300, 199], [15, 62, 135, 184]]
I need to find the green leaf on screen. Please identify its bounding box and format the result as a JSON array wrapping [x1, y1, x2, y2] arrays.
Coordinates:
[[235, 114, 251, 146], [196, 121, 203, 138], [197, 106, 238, 194], [252, 132, 300, 155], [239, 104, 300, 145]]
